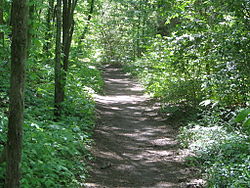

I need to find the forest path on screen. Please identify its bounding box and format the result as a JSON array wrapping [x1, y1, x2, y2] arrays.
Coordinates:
[[85, 64, 198, 188]]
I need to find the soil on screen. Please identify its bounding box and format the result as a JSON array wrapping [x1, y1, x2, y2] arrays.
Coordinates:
[[84, 64, 203, 188]]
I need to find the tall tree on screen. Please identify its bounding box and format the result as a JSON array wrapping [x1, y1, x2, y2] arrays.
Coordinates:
[[62, 0, 77, 72], [54, 0, 63, 117], [44, 0, 55, 54], [80, 0, 95, 40], [27, 2, 35, 54], [54, 0, 77, 117], [5, 0, 28, 187]]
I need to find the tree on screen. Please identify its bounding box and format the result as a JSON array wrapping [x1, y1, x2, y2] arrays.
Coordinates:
[[54, 0, 77, 117], [80, 0, 95, 40], [54, 0, 63, 117], [5, 0, 28, 187], [44, 0, 55, 54], [27, 1, 35, 54], [62, 0, 77, 72]]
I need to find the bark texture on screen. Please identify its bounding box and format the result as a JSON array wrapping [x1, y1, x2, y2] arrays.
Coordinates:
[[62, 0, 77, 72], [5, 0, 28, 187], [54, 0, 63, 117], [54, 0, 77, 117]]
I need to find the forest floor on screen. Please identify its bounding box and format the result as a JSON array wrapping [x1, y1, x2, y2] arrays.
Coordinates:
[[84, 64, 203, 188]]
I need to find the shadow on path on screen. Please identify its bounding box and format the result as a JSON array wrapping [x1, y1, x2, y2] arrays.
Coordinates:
[[85, 64, 201, 188]]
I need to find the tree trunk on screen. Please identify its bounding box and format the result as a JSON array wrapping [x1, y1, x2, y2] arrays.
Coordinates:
[[44, 0, 55, 54], [54, 0, 77, 117], [27, 3, 35, 57], [54, 0, 63, 117], [80, 0, 95, 40], [62, 0, 77, 72], [5, 0, 28, 187]]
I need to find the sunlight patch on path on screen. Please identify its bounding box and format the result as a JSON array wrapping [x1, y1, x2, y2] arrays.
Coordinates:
[[85, 65, 201, 188]]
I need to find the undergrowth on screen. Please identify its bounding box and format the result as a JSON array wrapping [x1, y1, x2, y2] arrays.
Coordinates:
[[122, 30, 250, 187], [123, 60, 250, 187], [0, 59, 103, 187], [178, 106, 250, 187]]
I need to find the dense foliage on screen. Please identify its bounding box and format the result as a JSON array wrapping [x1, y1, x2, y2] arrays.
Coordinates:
[[0, 0, 103, 186], [0, 56, 103, 187], [179, 107, 250, 187], [91, 0, 250, 187], [0, 0, 249, 187]]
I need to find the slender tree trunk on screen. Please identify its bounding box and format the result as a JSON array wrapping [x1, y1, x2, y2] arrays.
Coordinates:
[[5, 0, 28, 187], [54, 0, 63, 117], [44, 0, 55, 54], [54, 0, 77, 117], [0, 0, 4, 46], [27, 3, 35, 56], [80, 0, 95, 40], [62, 0, 77, 72]]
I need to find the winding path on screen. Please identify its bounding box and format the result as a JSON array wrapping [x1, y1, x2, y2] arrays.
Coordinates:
[[85, 64, 198, 188]]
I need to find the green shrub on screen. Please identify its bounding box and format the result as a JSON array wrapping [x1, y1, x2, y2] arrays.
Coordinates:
[[20, 118, 92, 188], [179, 112, 250, 187], [0, 59, 102, 187]]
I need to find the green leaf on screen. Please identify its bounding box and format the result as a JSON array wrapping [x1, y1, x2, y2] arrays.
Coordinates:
[[242, 118, 250, 128], [234, 109, 250, 123]]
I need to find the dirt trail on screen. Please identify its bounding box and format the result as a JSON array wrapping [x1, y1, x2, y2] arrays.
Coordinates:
[[85, 65, 199, 188]]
